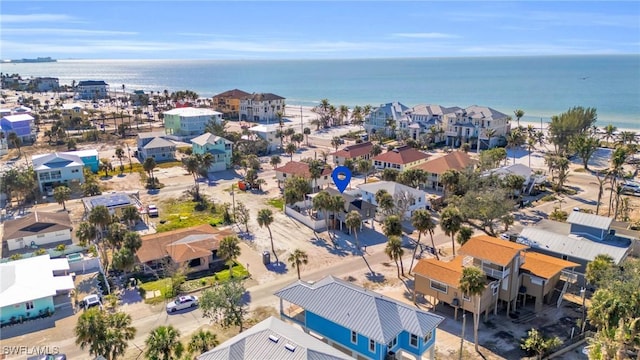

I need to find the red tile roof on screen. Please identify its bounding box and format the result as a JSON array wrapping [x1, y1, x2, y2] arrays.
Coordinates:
[[372, 146, 430, 165], [520, 252, 579, 279], [275, 161, 332, 179], [415, 151, 477, 174], [136, 225, 233, 263], [459, 235, 528, 266], [212, 89, 251, 99], [331, 142, 373, 159], [413, 256, 464, 286]]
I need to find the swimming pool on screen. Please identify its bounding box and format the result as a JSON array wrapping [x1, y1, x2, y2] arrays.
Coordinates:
[[66, 253, 83, 263]]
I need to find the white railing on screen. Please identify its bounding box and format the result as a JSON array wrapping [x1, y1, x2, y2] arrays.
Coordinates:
[[482, 265, 509, 279]]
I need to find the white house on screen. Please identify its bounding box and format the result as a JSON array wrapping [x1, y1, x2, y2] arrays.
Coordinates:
[[404, 104, 461, 143], [239, 93, 286, 123], [32, 152, 86, 192], [371, 145, 430, 171], [364, 102, 410, 137], [76, 80, 109, 100], [444, 105, 511, 148], [357, 181, 431, 219], [2, 211, 73, 251], [484, 163, 545, 195], [248, 124, 281, 152], [163, 107, 223, 140], [0, 255, 75, 325]]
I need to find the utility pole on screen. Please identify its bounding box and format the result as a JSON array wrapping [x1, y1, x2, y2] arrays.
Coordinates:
[[476, 124, 481, 153], [300, 105, 303, 134], [459, 313, 466, 360]]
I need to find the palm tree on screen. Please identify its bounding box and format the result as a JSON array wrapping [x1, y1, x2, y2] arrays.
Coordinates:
[[459, 266, 486, 352], [603, 124, 617, 145], [331, 136, 342, 151], [89, 205, 111, 235], [410, 210, 437, 275], [7, 132, 21, 156], [357, 159, 372, 183], [187, 329, 218, 356], [76, 221, 97, 246], [506, 129, 524, 164], [514, 109, 525, 128], [345, 210, 362, 252], [257, 208, 278, 263], [385, 235, 405, 278], [329, 195, 345, 238], [285, 142, 297, 161], [303, 127, 311, 146], [375, 189, 395, 217], [75, 309, 136, 360], [218, 235, 241, 278], [440, 169, 460, 198], [115, 147, 125, 174], [312, 190, 332, 239], [53, 186, 71, 210], [440, 206, 462, 256], [457, 226, 474, 246], [143, 157, 157, 188], [526, 137, 536, 168], [145, 325, 184, 360], [307, 159, 325, 191], [121, 205, 140, 229], [288, 248, 309, 279], [183, 154, 201, 195], [270, 155, 281, 170]]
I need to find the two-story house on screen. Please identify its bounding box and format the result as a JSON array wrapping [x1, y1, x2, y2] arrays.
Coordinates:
[[404, 104, 460, 143], [413, 236, 579, 319], [137, 135, 176, 163], [322, 187, 377, 232], [61, 103, 89, 123], [415, 151, 477, 192], [30, 77, 60, 92], [1, 114, 35, 143], [212, 89, 251, 120], [357, 181, 431, 219], [275, 161, 333, 192], [518, 212, 634, 274], [240, 93, 286, 123], [191, 133, 233, 172], [444, 106, 510, 148], [248, 124, 281, 153], [76, 80, 109, 100], [275, 276, 444, 360], [331, 141, 373, 167], [372, 145, 430, 171], [364, 102, 410, 137], [163, 107, 223, 140], [32, 152, 86, 192]]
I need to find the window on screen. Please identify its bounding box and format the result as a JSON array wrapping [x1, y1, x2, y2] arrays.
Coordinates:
[[562, 255, 569, 261], [424, 331, 432, 343], [351, 330, 357, 344], [37, 234, 45, 238], [410, 334, 418, 347], [369, 339, 375, 352], [463, 293, 471, 301], [26, 301, 34, 310], [491, 283, 499, 295], [430, 280, 448, 293], [388, 336, 397, 348]]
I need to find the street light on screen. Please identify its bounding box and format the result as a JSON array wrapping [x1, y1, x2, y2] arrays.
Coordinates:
[[230, 184, 236, 217], [580, 287, 587, 333]]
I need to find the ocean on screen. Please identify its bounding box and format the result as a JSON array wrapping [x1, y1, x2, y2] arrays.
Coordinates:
[[2, 55, 639, 130]]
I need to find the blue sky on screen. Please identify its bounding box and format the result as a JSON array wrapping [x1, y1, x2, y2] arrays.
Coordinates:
[[1, 1, 639, 60]]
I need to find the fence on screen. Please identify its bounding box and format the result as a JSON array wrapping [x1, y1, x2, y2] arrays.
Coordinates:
[[285, 206, 326, 231]]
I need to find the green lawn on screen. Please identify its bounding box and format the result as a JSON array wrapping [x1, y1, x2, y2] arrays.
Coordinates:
[[155, 199, 224, 232], [267, 197, 284, 211]]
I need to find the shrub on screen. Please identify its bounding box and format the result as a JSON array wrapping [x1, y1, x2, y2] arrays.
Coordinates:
[[540, 194, 557, 202]]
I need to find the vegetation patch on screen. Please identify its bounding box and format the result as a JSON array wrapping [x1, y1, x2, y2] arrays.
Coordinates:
[[180, 264, 249, 292], [155, 199, 224, 232], [266, 197, 284, 210], [540, 194, 557, 202]]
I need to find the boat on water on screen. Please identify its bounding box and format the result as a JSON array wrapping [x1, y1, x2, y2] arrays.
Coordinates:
[[7, 57, 57, 63]]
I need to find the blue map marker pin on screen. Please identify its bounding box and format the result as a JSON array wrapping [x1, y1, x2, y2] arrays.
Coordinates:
[[331, 166, 352, 193]]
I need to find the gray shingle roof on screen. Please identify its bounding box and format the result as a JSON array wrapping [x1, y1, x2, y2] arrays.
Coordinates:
[[274, 276, 443, 344], [567, 212, 613, 231], [191, 133, 233, 146], [143, 137, 175, 149], [198, 316, 353, 360]]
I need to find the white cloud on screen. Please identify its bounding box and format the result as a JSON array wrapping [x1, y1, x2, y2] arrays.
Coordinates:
[[2, 28, 137, 36], [392, 32, 460, 39], [0, 13, 75, 23]]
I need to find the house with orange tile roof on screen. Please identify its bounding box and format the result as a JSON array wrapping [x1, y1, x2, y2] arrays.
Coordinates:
[[371, 145, 430, 171], [413, 235, 579, 320], [330, 141, 373, 167], [275, 161, 333, 192], [211, 89, 251, 120], [136, 224, 234, 273], [414, 151, 477, 191]]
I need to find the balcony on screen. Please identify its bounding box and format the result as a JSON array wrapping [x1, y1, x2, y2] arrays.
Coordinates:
[[482, 265, 509, 279], [282, 304, 306, 325]]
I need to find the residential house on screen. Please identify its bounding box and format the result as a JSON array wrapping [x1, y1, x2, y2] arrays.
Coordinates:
[[517, 213, 634, 274], [443, 105, 510, 148], [198, 316, 354, 360], [163, 107, 222, 140], [76, 80, 109, 100], [357, 181, 431, 219], [275, 161, 333, 192], [415, 151, 477, 191], [82, 191, 143, 217], [413, 236, 579, 317], [331, 141, 373, 167], [1, 114, 36, 143], [0, 255, 75, 325], [483, 163, 545, 195], [404, 104, 460, 143], [61, 103, 89, 122], [12, 106, 33, 115], [248, 124, 281, 153], [2, 211, 73, 251], [364, 102, 410, 137], [32, 152, 86, 192], [371, 145, 430, 171], [321, 187, 377, 231], [30, 77, 60, 92], [275, 276, 444, 360], [136, 225, 233, 273], [191, 133, 233, 172], [212, 89, 251, 120], [136, 131, 176, 163], [240, 93, 286, 123], [130, 90, 148, 106]]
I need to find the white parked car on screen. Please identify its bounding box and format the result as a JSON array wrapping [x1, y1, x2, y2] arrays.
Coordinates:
[[147, 204, 159, 217], [166, 295, 198, 313], [83, 294, 102, 310]]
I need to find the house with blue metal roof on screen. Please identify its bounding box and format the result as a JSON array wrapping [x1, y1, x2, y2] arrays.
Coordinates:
[[274, 276, 444, 360]]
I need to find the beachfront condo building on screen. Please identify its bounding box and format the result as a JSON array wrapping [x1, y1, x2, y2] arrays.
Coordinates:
[[76, 80, 109, 100], [444, 105, 510, 148], [212, 88, 251, 120], [162, 107, 223, 140], [404, 104, 461, 144], [239, 92, 286, 123], [364, 102, 410, 137]]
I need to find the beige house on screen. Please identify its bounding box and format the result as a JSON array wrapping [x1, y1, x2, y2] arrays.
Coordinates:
[[371, 145, 430, 171], [61, 103, 89, 122], [414, 151, 477, 191], [444, 105, 510, 148], [413, 236, 579, 320], [331, 141, 373, 167], [275, 161, 333, 192], [212, 89, 251, 120]]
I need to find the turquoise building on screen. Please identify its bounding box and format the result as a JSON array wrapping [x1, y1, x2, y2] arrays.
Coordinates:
[[275, 276, 444, 360], [190, 133, 233, 172]]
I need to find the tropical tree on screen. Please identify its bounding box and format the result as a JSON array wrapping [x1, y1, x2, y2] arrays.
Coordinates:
[[410, 210, 438, 275], [456, 225, 474, 246], [312, 190, 333, 239], [357, 159, 373, 183], [143, 157, 157, 188], [345, 210, 362, 252], [76, 221, 97, 246], [328, 195, 345, 238], [89, 205, 111, 234], [459, 266, 487, 352], [521, 328, 562, 360], [187, 329, 219, 356], [100, 158, 112, 177], [385, 235, 405, 278], [603, 124, 617, 145], [440, 206, 463, 256], [112, 247, 135, 277], [145, 325, 183, 360], [123, 231, 142, 252], [53, 185, 71, 210], [183, 154, 202, 198], [288, 248, 309, 279], [257, 208, 277, 263], [513, 109, 525, 128], [307, 159, 325, 191], [571, 133, 601, 170], [270, 155, 281, 170], [506, 129, 524, 164], [200, 279, 247, 332], [375, 189, 395, 217], [285, 142, 297, 161], [218, 235, 241, 278], [585, 254, 615, 287], [115, 147, 125, 174], [440, 169, 460, 198], [121, 205, 140, 229], [331, 136, 342, 151], [7, 132, 21, 156], [383, 215, 402, 238], [303, 127, 311, 146], [526, 137, 536, 168], [75, 309, 136, 360], [484, 128, 496, 149]]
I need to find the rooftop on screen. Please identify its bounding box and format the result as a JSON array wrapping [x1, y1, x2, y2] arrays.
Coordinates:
[[143, 137, 175, 149], [163, 107, 222, 117], [32, 152, 84, 170], [243, 92, 285, 101], [1, 114, 35, 122], [520, 252, 579, 279], [459, 235, 527, 267], [213, 89, 251, 99], [413, 256, 464, 286], [191, 133, 233, 146], [357, 181, 425, 197], [82, 192, 137, 212], [372, 145, 430, 165], [567, 211, 613, 231], [275, 161, 332, 179], [2, 211, 73, 241], [415, 151, 477, 175], [330, 141, 373, 159]]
